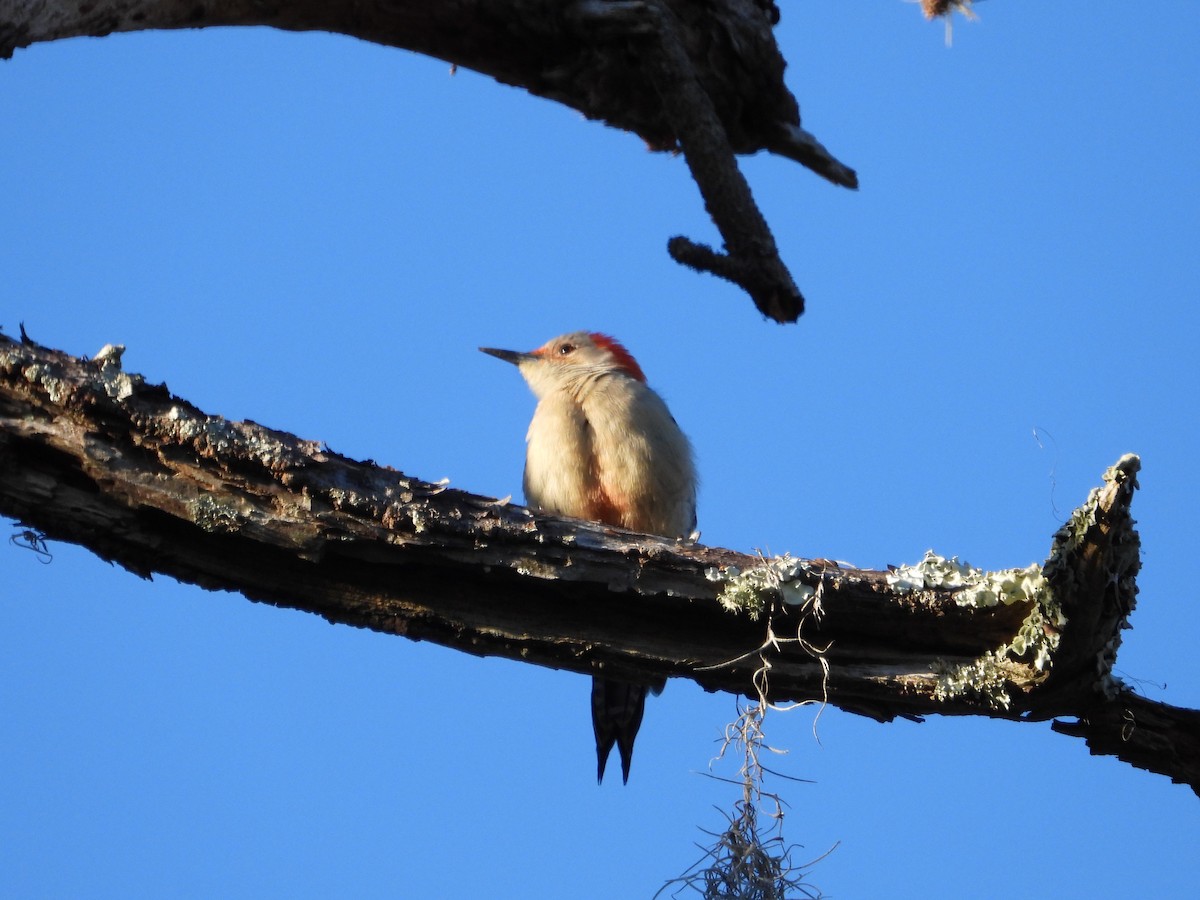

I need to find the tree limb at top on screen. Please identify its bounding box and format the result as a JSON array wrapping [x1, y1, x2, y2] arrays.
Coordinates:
[[2, 331, 1196, 794], [0, 0, 856, 322], [642, 0, 805, 321]]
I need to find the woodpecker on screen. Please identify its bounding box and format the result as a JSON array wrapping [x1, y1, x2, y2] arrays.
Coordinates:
[[480, 331, 697, 783]]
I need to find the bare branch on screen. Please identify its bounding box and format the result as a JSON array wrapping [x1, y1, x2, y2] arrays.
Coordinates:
[[643, 0, 804, 323], [1052, 694, 1200, 799], [0, 0, 856, 322], [2, 332, 1194, 791]]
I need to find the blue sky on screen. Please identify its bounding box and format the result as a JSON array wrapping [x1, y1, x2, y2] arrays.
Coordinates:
[[3, 3, 1198, 897]]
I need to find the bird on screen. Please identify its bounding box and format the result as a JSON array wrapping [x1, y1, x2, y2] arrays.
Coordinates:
[[480, 331, 697, 783]]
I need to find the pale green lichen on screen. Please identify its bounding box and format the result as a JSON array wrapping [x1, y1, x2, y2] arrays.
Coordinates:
[[923, 456, 1140, 709], [888, 550, 1048, 608], [933, 650, 1013, 709], [707, 556, 816, 621], [23, 363, 71, 405], [886, 550, 977, 592], [94, 362, 143, 402], [890, 550, 1064, 708]]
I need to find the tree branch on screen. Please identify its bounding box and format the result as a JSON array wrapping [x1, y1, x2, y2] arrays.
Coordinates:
[[641, 0, 804, 322], [2, 332, 1195, 791], [1052, 694, 1200, 798], [0, 0, 856, 323]]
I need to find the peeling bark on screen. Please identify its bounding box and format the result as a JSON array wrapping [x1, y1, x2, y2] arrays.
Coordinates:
[[1, 332, 1196, 793]]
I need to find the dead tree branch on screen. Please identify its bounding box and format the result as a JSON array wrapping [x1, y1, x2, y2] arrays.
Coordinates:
[[0, 0, 854, 323], [1052, 693, 1200, 797], [1, 332, 1195, 794], [641, 0, 804, 322]]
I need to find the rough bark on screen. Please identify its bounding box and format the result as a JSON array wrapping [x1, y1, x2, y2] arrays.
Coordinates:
[[2, 331, 1196, 794], [1052, 694, 1200, 797], [0, 0, 834, 171], [0, 0, 858, 322]]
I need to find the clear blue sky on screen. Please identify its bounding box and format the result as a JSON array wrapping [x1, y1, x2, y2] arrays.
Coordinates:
[[3, 3, 1198, 897]]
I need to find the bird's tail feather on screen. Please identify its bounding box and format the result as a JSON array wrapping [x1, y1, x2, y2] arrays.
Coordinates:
[[592, 677, 649, 784]]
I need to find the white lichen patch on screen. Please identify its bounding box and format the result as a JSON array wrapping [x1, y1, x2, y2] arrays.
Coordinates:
[[188, 494, 245, 533], [92, 343, 125, 368], [885, 549, 979, 593], [23, 363, 71, 405], [707, 556, 816, 621], [97, 366, 143, 402]]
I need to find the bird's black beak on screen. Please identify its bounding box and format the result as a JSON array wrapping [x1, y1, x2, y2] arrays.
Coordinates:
[[479, 347, 528, 366]]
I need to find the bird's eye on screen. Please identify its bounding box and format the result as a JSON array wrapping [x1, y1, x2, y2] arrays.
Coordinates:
[[558, 343, 575, 356]]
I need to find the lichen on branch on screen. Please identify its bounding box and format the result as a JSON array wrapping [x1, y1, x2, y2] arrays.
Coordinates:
[[0, 331, 1194, 792]]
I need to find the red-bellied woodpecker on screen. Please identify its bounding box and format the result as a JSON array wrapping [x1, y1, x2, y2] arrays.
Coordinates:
[[480, 331, 697, 783]]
